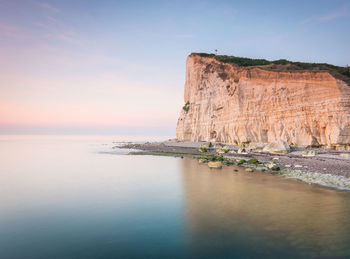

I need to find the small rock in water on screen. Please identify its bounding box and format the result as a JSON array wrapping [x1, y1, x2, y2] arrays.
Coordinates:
[[245, 168, 254, 172], [198, 158, 207, 164], [208, 161, 222, 169]]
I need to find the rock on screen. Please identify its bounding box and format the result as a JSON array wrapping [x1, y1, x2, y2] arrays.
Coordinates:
[[256, 166, 268, 171], [176, 53, 350, 147], [285, 165, 291, 168], [294, 165, 303, 168], [208, 161, 222, 169], [265, 162, 278, 170], [273, 157, 280, 160], [263, 141, 291, 154], [248, 142, 266, 150], [245, 168, 254, 172], [216, 148, 229, 154], [335, 145, 346, 151], [340, 153, 349, 158], [302, 150, 316, 157], [229, 150, 236, 154]]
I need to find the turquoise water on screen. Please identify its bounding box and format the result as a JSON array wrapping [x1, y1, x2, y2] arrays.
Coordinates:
[[1, 135, 350, 258]]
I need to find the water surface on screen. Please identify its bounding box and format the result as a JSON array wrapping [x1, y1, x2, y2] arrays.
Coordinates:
[[1, 135, 350, 258]]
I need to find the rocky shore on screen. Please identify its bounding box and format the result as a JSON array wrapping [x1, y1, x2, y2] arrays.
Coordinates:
[[119, 139, 350, 190]]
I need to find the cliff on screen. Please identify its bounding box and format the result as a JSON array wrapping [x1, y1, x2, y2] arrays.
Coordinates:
[[176, 53, 350, 149]]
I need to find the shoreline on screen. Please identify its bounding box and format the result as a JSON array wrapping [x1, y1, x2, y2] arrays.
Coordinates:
[[119, 140, 350, 190]]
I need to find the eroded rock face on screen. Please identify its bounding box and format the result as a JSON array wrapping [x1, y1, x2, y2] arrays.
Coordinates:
[[176, 54, 350, 148]]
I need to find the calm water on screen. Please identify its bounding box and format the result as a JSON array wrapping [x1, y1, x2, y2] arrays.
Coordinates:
[[1, 135, 350, 258]]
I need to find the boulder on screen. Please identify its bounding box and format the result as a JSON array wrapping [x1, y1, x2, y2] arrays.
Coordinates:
[[263, 140, 290, 154], [264, 162, 278, 170], [248, 142, 266, 150], [208, 161, 222, 169], [245, 168, 254, 172], [340, 153, 349, 158]]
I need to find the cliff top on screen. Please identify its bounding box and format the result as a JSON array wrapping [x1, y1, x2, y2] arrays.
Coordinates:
[[192, 53, 350, 85]]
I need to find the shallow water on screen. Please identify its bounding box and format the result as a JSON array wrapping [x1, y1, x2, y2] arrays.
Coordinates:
[[1, 135, 350, 258]]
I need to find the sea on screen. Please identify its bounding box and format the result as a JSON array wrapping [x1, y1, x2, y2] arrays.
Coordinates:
[[1, 135, 350, 258]]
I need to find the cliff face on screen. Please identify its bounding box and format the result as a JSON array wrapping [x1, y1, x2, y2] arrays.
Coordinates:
[[176, 54, 350, 148]]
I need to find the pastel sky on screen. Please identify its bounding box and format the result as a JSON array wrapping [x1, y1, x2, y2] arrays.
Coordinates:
[[1, 0, 350, 135]]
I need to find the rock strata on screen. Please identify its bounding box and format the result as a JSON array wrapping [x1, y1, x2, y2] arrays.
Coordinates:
[[176, 53, 350, 148]]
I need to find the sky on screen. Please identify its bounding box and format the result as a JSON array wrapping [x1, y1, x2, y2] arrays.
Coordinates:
[[0, 0, 349, 136]]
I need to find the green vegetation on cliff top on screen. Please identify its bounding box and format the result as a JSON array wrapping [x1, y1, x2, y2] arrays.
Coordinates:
[[193, 53, 350, 84]]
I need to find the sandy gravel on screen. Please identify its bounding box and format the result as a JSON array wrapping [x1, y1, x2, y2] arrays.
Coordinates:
[[120, 140, 350, 178]]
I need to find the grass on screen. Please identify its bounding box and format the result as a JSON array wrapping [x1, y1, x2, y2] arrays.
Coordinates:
[[192, 53, 350, 85], [182, 101, 190, 112], [237, 159, 246, 165], [206, 155, 224, 162], [199, 147, 208, 152], [248, 158, 260, 166]]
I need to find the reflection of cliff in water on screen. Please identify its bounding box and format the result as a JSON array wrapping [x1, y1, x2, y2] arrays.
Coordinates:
[[180, 158, 350, 258]]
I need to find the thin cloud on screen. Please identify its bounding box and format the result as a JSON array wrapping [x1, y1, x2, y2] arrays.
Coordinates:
[[174, 33, 193, 39], [319, 6, 349, 21], [301, 3, 350, 24], [44, 31, 82, 45], [33, 22, 49, 29], [37, 1, 60, 13], [0, 22, 31, 39]]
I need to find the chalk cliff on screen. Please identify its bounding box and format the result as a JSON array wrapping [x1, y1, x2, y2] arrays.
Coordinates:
[[176, 53, 350, 148]]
